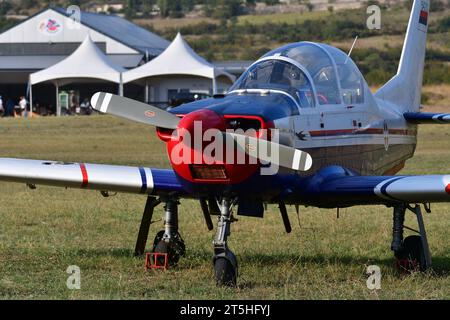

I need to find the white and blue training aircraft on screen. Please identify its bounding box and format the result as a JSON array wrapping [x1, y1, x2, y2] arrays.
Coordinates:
[[0, 0, 448, 286]]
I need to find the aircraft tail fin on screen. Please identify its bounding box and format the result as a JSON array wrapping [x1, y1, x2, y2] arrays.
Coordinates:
[[375, 0, 429, 112]]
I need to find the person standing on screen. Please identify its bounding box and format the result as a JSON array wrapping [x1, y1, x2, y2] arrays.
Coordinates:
[[19, 96, 28, 117], [5, 98, 15, 117], [0, 95, 4, 116]]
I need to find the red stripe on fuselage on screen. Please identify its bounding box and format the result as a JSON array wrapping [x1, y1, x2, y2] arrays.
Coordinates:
[[79, 163, 88, 188], [446, 184, 450, 195]]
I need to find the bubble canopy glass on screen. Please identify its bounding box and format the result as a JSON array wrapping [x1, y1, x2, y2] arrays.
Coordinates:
[[230, 42, 367, 107], [229, 59, 315, 108]]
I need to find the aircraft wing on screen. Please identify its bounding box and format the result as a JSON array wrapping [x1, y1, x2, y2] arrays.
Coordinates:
[[0, 158, 185, 196], [404, 112, 450, 124], [305, 174, 450, 207]]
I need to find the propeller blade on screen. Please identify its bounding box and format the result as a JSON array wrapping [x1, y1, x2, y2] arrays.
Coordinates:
[[226, 133, 313, 171], [91, 92, 180, 129]]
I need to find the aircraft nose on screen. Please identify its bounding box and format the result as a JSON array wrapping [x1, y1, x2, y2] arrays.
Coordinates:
[[176, 109, 226, 138]]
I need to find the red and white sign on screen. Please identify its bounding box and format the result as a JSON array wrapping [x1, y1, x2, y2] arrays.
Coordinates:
[[38, 18, 63, 35]]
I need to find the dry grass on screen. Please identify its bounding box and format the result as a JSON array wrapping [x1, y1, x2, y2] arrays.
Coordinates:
[[134, 17, 218, 32], [332, 34, 450, 52], [422, 85, 450, 113], [0, 115, 449, 300]]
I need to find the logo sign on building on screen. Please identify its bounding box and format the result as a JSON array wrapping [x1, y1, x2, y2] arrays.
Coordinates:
[[38, 18, 63, 35]]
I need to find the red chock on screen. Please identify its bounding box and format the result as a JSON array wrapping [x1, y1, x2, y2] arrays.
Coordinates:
[[145, 252, 169, 270]]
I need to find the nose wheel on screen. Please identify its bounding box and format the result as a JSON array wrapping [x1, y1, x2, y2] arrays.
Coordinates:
[[214, 252, 238, 287], [212, 197, 238, 287]]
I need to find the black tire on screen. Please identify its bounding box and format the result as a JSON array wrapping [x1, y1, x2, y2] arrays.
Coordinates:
[[152, 231, 186, 267], [395, 235, 427, 273], [214, 258, 237, 287]]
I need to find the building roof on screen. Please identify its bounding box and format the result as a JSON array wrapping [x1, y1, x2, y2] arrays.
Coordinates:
[[123, 33, 235, 84], [213, 60, 252, 77], [213, 60, 252, 71], [0, 55, 66, 70], [30, 35, 125, 85], [52, 7, 169, 56]]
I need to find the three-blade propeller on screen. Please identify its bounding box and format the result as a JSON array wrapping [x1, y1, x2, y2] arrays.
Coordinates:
[[91, 92, 313, 171]]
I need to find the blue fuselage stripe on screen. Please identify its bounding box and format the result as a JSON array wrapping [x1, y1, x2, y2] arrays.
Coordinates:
[[139, 168, 147, 194]]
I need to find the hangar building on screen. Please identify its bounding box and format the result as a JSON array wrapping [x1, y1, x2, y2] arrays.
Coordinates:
[[0, 7, 247, 114], [0, 6, 170, 112]]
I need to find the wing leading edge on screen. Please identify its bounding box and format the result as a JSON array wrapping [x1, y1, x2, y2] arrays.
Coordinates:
[[306, 173, 450, 207], [0, 158, 184, 196]]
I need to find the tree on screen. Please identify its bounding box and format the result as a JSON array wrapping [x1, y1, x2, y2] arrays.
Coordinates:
[[158, 0, 169, 17], [430, 0, 445, 12], [125, 0, 137, 19], [0, 1, 12, 16], [200, 0, 243, 19], [305, 1, 314, 12], [158, 0, 184, 18], [142, 0, 157, 18]]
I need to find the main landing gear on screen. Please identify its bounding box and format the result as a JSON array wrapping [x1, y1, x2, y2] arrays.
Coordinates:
[[135, 196, 239, 286], [152, 198, 186, 267], [134, 196, 185, 267], [135, 196, 293, 287], [135, 195, 239, 286], [391, 204, 432, 273]]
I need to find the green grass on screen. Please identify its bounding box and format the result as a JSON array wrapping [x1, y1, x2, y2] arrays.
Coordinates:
[[0, 115, 449, 300]]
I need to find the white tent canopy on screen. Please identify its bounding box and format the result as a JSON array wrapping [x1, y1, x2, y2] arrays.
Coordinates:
[[123, 33, 235, 95], [30, 35, 125, 85], [29, 35, 125, 116]]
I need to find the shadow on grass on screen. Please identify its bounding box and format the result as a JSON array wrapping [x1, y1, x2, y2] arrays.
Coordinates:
[[73, 248, 136, 258], [69, 247, 450, 278]]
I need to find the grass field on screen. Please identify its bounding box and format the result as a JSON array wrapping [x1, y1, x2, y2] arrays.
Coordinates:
[[0, 115, 449, 300]]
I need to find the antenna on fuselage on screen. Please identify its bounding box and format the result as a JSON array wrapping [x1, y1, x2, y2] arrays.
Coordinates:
[[345, 35, 359, 64]]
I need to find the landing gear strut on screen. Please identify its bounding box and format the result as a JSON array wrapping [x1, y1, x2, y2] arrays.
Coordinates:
[[152, 198, 186, 267], [134, 196, 185, 267], [134, 196, 160, 256], [391, 204, 432, 273], [213, 197, 238, 287]]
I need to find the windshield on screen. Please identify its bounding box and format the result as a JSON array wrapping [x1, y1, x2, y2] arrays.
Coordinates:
[[229, 59, 314, 108]]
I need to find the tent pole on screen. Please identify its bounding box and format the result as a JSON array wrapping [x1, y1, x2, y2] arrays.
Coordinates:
[[119, 73, 124, 97], [212, 76, 217, 95], [145, 79, 149, 103], [56, 81, 60, 117]]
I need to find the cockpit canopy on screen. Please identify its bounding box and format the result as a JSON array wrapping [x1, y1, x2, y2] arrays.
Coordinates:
[[229, 42, 368, 108]]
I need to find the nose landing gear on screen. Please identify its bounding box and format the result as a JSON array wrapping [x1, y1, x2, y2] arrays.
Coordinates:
[[213, 197, 239, 287]]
